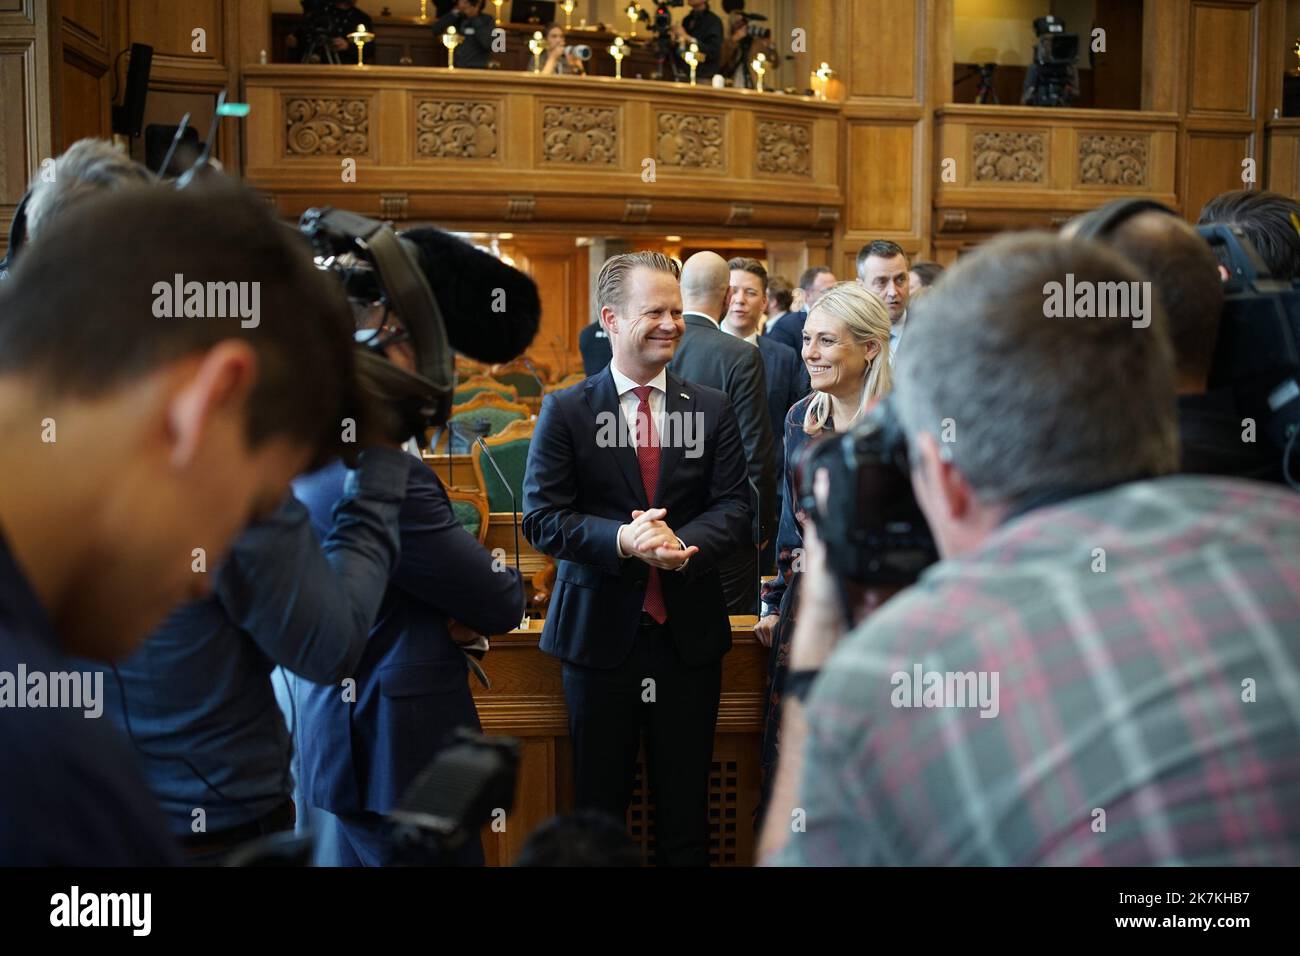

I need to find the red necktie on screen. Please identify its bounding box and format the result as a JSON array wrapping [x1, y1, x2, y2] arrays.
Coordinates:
[[631, 385, 666, 624]]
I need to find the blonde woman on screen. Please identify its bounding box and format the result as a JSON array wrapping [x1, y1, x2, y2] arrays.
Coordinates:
[[755, 282, 893, 818]]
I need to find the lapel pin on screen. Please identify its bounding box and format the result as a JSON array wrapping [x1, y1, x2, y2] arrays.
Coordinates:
[[679, 392, 689, 400]]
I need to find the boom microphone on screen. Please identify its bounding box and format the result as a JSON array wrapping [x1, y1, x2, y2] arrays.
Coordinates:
[[401, 227, 542, 363]]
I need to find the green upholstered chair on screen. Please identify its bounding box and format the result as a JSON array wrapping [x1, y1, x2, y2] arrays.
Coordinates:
[[444, 487, 489, 543], [472, 418, 534, 514], [491, 358, 551, 399], [454, 374, 519, 405]]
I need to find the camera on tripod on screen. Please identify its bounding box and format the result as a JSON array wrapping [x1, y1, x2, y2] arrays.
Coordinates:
[[1022, 15, 1079, 108]]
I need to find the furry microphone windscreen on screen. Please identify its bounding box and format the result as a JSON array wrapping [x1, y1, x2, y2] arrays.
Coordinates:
[[402, 227, 542, 364]]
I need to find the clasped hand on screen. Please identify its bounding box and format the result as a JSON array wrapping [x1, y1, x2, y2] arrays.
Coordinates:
[[619, 507, 698, 571]]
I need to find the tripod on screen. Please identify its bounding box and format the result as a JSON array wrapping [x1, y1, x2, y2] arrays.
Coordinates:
[[301, 27, 341, 64]]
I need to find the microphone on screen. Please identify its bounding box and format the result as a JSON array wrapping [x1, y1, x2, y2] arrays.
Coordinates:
[[155, 111, 192, 180], [476, 433, 522, 579], [401, 228, 542, 364], [519, 355, 546, 395]]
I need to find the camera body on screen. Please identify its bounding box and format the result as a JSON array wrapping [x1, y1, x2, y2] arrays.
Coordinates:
[[794, 397, 939, 594]]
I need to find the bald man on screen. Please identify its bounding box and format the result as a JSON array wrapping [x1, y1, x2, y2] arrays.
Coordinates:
[[668, 251, 776, 615], [1064, 201, 1285, 484]]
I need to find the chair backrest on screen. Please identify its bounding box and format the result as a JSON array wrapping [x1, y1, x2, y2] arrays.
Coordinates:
[[454, 374, 518, 405], [444, 486, 489, 543], [446, 393, 530, 454], [492, 358, 550, 398], [544, 371, 586, 394], [471, 417, 534, 514]]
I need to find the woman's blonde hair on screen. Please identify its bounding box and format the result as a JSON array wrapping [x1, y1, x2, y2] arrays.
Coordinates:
[[802, 282, 893, 435]]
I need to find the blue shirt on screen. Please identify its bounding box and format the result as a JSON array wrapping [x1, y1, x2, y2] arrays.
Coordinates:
[[86, 448, 410, 837], [0, 528, 178, 864]]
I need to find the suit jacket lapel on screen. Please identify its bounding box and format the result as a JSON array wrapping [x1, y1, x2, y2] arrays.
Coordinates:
[[586, 367, 646, 506], [655, 372, 690, 505]]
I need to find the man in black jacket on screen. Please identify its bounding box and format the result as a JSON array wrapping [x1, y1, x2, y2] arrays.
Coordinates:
[[669, 251, 775, 614], [671, 0, 724, 82], [432, 0, 495, 69]]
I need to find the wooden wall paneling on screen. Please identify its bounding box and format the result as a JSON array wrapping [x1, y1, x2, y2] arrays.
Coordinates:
[[846, 120, 915, 234], [56, 0, 115, 148], [1178, 1, 1265, 218], [1266, 119, 1300, 194], [510, 235, 588, 376], [848, 0, 918, 101], [1186, 0, 1256, 118], [1142, 0, 1186, 114], [0, 0, 58, 255], [1183, 129, 1255, 217]]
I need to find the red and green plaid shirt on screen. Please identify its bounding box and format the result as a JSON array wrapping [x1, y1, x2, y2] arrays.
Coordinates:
[[771, 476, 1300, 866]]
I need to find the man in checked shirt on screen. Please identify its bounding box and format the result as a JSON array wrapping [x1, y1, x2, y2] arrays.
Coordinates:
[[761, 232, 1300, 867]]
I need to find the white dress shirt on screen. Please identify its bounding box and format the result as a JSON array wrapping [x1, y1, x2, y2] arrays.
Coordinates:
[[608, 362, 689, 566], [609, 361, 666, 446], [720, 321, 760, 346]]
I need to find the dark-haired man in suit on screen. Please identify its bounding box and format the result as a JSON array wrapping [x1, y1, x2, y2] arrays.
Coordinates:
[[523, 251, 750, 865], [721, 257, 808, 573], [764, 265, 836, 354]]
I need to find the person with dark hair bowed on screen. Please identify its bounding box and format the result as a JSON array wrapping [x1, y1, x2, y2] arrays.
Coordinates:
[[761, 233, 1300, 867], [1198, 189, 1300, 280], [764, 266, 836, 354], [286, 0, 375, 65], [523, 252, 751, 865], [0, 183, 365, 864], [751, 282, 892, 822], [1065, 199, 1287, 485], [856, 240, 911, 359], [432, 0, 495, 69], [907, 260, 944, 297]]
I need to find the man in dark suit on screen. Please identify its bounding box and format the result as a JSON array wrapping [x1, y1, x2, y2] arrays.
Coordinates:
[[668, 251, 775, 615], [523, 251, 750, 865], [671, 0, 725, 82], [579, 319, 613, 376], [721, 258, 810, 564], [764, 265, 837, 354], [723, 257, 810, 475]]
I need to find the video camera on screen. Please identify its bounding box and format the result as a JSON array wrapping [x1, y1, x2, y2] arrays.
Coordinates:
[[300, 207, 455, 447], [793, 397, 939, 623], [1022, 15, 1079, 108]]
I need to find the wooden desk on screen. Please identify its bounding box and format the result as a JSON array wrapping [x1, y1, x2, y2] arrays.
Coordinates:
[[474, 617, 767, 866]]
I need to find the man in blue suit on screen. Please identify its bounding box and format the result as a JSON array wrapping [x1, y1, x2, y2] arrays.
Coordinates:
[[292, 308, 525, 867], [763, 265, 837, 354], [523, 251, 751, 865]]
